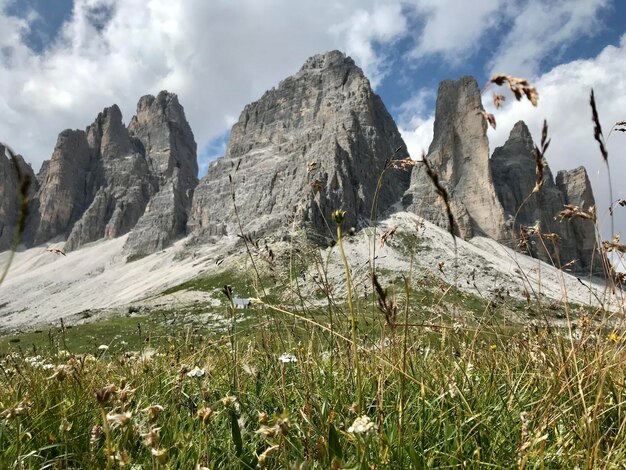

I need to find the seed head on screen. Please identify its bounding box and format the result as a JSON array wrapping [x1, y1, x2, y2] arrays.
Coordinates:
[[331, 209, 346, 225]]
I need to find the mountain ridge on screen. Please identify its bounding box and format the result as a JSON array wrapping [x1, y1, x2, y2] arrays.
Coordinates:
[[0, 50, 604, 276]]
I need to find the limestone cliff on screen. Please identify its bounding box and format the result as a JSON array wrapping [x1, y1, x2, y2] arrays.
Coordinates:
[[188, 50, 410, 243], [490, 121, 602, 274], [26, 92, 197, 254], [0, 144, 37, 250], [402, 76, 510, 241]]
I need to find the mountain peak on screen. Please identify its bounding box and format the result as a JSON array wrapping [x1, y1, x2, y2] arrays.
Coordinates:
[[298, 50, 356, 73]]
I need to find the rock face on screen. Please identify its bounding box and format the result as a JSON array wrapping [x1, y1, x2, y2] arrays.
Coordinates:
[[402, 76, 510, 241], [189, 50, 410, 243], [556, 167, 603, 274], [26, 91, 197, 254], [0, 144, 37, 250], [123, 92, 198, 256], [490, 121, 602, 274]]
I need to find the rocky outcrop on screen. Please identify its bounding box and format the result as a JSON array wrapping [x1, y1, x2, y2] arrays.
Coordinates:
[[123, 92, 198, 256], [556, 167, 603, 274], [63, 104, 155, 250], [188, 50, 410, 243], [26, 91, 197, 254], [0, 144, 37, 250], [28, 130, 97, 245], [490, 121, 602, 274], [402, 76, 510, 241]]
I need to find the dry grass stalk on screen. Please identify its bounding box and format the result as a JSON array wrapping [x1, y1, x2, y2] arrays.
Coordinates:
[[421, 152, 457, 241], [371, 272, 397, 328], [46, 247, 67, 256], [590, 90, 608, 163], [490, 75, 538, 106], [493, 92, 506, 109], [379, 225, 398, 248], [310, 179, 323, 194], [557, 204, 596, 223], [602, 235, 626, 254], [479, 110, 497, 130], [518, 223, 560, 252], [389, 158, 416, 171], [532, 120, 550, 194]]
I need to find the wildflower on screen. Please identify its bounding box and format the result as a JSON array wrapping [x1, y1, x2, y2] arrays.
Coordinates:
[[197, 407, 214, 425], [490, 344, 497, 351], [242, 362, 258, 376], [98, 345, 109, 351], [142, 427, 161, 448], [448, 379, 458, 398], [276, 417, 289, 435], [112, 451, 131, 466], [608, 332, 620, 343], [95, 384, 118, 405], [1, 396, 31, 421], [118, 386, 137, 404], [151, 448, 169, 464], [186, 367, 206, 378], [106, 411, 132, 428], [221, 395, 237, 408], [258, 445, 279, 468], [48, 364, 72, 381], [90, 424, 103, 446], [258, 411, 269, 425], [347, 415, 377, 435], [42, 364, 55, 370], [143, 405, 164, 422], [278, 353, 298, 364], [59, 418, 73, 433]]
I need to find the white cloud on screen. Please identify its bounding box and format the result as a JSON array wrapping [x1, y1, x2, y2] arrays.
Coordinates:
[[0, 0, 407, 172], [408, 0, 506, 62], [330, 3, 407, 86], [486, 33, 626, 239], [488, 0, 610, 78], [395, 88, 435, 158]]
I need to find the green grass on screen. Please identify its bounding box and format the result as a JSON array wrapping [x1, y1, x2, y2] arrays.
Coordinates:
[[2, 308, 626, 468]]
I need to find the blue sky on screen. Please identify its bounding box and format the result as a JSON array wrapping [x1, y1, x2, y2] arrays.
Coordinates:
[[1, 0, 625, 238]]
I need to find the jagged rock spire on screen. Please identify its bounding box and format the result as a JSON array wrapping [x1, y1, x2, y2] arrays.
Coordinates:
[[403, 76, 510, 241], [188, 50, 411, 243]]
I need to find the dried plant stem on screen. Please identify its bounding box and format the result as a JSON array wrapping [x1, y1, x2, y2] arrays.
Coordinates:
[[590, 89, 615, 239], [336, 218, 362, 411], [0, 148, 31, 287]]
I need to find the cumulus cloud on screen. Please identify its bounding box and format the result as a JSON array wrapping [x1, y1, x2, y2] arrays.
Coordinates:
[[395, 88, 435, 158], [488, 0, 610, 78], [407, 0, 506, 62], [0, 0, 407, 172], [486, 33, 626, 239]]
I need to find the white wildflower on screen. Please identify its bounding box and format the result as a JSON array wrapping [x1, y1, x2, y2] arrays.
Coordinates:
[[278, 353, 298, 364], [98, 345, 109, 351], [347, 415, 377, 435], [186, 367, 206, 378]]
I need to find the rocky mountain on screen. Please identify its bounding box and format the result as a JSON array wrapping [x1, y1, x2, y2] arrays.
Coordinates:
[[0, 144, 37, 251], [402, 76, 510, 241], [23, 91, 197, 255], [490, 121, 602, 274], [556, 167, 603, 274], [0, 51, 604, 277], [188, 50, 410, 243], [123, 92, 198, 256]]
